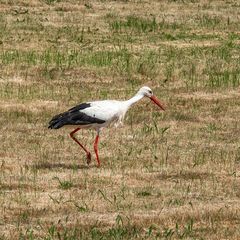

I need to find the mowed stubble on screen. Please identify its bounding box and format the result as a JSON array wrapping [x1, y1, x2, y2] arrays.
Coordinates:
[[0, 0, 240, 239]]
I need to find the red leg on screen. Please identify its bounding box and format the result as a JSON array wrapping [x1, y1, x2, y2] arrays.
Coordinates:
[[94, 134, 100, 167], [70, 128, 91, 164]]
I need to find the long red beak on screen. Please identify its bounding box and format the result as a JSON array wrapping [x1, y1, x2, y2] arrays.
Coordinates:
[[150, 95, 165, 111]]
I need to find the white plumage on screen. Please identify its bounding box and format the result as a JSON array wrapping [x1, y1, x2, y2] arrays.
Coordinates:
[[79, 100, 126, 128]]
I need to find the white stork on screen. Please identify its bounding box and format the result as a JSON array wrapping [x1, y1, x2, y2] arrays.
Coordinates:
[[48, 86, 165, 167]]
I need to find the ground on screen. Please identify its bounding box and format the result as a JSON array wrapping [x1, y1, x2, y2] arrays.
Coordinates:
[[0, 0, 240, 239]]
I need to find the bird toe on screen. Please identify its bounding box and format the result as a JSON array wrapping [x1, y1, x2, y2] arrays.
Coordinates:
[[86, 152, 91, 165]]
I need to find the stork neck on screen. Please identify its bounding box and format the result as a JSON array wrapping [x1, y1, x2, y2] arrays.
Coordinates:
[[125, 93, 144, 107]]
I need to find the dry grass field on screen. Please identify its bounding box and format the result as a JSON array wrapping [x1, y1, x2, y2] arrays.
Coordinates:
[[0, 0, 240, 239]]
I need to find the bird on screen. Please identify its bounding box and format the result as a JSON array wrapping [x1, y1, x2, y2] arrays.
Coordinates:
[[48, 86, 165, 167]]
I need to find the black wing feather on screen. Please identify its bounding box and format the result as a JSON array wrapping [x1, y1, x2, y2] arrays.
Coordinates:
[[68, 102, 91, 112], [48, 102, 105, 129]]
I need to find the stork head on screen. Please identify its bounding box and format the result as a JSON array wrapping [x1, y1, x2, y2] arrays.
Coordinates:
[[138, 86, 165, 111]]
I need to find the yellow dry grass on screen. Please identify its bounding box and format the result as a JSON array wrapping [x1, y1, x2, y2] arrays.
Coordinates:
[[0, 0, 240, 239]]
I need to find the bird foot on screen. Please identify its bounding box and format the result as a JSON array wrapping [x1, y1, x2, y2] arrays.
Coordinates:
[[86, 152, 91, 165], [96, 159, 101, 168]]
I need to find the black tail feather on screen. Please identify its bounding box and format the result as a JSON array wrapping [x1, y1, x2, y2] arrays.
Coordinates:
[[48, 112, 68, 129]]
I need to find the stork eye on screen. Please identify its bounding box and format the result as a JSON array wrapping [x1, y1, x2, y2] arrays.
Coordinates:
[[148, 90, 152, 94]]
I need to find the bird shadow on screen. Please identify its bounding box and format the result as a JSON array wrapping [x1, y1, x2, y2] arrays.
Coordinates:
[[33, 162, 96, 170]]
